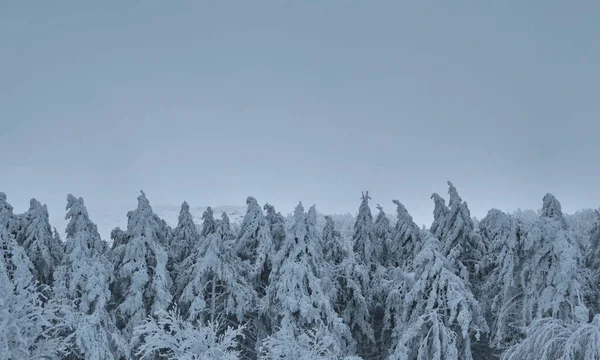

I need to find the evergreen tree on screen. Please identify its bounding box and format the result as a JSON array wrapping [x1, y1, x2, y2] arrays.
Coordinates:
[[388, 232, 488, 360], [235, 197, 273, 297], [430, 193, 449, 240], [54, 194, 126, 360], [322, 216, 346, 266], [520, 194, 588, 325], [110, 191, 173, 345], [0, 220, 64, 359], [353, 192, 376, 266], [169, 201, 201, 281], [584, 210, 600, 313], [176, 212, 255, 330], [264, 203, 286, 253], [373, 205, 392, 269], [19, 198, 63, 286], [262, 203, 355, 358], [201, 206, 218, 237], [433, 182, 487, 283], [388, 199, 421, 270], [479, 209, 524, 349]]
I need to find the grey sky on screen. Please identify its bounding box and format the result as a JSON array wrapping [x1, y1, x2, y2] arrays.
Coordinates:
[[1, 1, 599, 238]]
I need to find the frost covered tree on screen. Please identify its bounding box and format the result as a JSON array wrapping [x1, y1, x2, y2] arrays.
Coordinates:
[[110, 191, 173, 345], [264, 203, 286, 253], [373, 205, 392, 269], [432, 182, 486, 284], [501, 315, 600, 360], [478, 209, 524, 349], [520, 194, 588, 326], [53, 194, 126, 360], [388, 232, 488, 360], [0, 218, 64, 359], [262, 203, 355, 359], [18, 198, 63, 286], [322, 216, 346, 266], [201, 206, 218, 237], [134, 307, 244, 360], [235, 197, 273, 297], [353, 192, 377, 266], [387, 200, 421, 270], [176, 212, 254, 331], [584, 210, 600, 313], [321, 215, 372, 358], [430, 193, 450, 240], [169, 201, 201, 280]]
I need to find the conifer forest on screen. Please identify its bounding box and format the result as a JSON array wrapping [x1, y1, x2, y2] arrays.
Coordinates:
[[2, 182, 600, 360]]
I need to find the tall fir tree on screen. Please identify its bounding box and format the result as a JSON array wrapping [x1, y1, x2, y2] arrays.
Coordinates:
[[262, 203, 355, 359], [388, 199, 421, 270], [263, 203, 286, 253], [479, 209, 524, 349], [388, 232, 488, 360], [0, 205, 64, 359], [520, 194, 588, 325], [18, 198, 64, 286], [168, 201, 200, 281], [54, 194, 126, 360], [110, 191, 173, 347]]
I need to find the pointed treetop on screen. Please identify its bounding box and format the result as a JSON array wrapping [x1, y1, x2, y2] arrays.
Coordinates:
[[138, 190, 150, 207], [447, 181, 463, 205], [307, 205, 317, 226], [393, 200, 414, 222], [180, 201, 189, 213], [294, 202, 305, 219], [541, 193, 563, 219], [201, 206, 216, 236], [376, 204, 384, 213]]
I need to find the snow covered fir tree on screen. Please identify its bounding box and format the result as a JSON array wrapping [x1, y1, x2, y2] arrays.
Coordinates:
[[1, 183, 600, 359]]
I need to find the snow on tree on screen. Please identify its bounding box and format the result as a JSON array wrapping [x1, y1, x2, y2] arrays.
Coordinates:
[[0, 222, 64, 359], [388, 200, 421, 270], [501, 315, 600, 360], [373, 205, 392, 269], [235, 197, 273, 297], [201, 206, 218, 237], [430, 193, 449, 240], [260, 323, 362, 360], [322, 216, 346, 266], [263, 203, 356, 358], [53, 194, 126, 360], [0, 192, 21, 238], [584, 210, 600, 312], [18, 198, 64, 286], [388, 232, 488, 360], [520, 194, 589, 325], [134, 307, 244, 360], [176, 212, 255, 329], [169, 201, 201, 280], [433, 182, 487, 284], [264, 203, 286, 253], [478, 209, 524, 349], [353, 192, 376, 266], [110, 191, 173, 343]]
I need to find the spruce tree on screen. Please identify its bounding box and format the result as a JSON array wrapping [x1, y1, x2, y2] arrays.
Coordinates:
[[110, 191, 173, 345], [262, 203, 355, 359], [388, 232, 488, 360], [54, 194, 126, 359], [520, 194, 588, 325], [389, 199, 421, 270], [19, 198, 63, 286], [264, 203, 286, 253], [169, 201, 201, 281]]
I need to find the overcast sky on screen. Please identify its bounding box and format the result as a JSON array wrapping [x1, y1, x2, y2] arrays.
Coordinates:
[[1, 1, 599, 239]]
